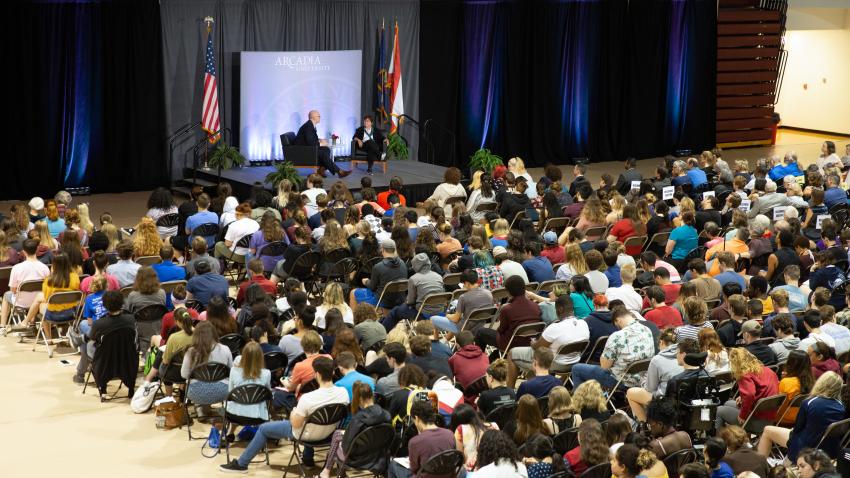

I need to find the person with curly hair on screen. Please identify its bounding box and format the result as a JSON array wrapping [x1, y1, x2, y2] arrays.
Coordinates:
[[569, 380, 611, 423], [132, 217, 162, 258], [716, 348, 779, 431], [564, 418, 609, 476]]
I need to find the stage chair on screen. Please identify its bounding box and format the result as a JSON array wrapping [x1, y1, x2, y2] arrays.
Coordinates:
[[350, 137, 388, 174], [280, 132, 318, 172]]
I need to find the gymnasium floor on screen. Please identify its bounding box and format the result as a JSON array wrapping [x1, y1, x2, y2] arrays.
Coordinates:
[[0, 128, 848, 477]]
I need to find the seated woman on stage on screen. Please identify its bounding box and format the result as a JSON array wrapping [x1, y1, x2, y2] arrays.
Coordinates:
[[353, 115, 387, 175]]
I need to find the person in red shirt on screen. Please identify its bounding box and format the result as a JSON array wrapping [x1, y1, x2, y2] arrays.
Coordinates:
[[715, 347, 780, 430], [236, 259, 277, 306], [376, 176, 407, 211], [643, 285, 683, 329], [448, 331, 489, 402], [157, 285, 199, 346], [475, 275, 542, 352], [540, 231, 565, 265], [641, 267, 681, 309], [607, 204, 647, 257]]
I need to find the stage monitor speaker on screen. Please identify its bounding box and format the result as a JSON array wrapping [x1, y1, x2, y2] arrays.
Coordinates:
[[572, 157, 589, 165], [674, 149, 693, 157]]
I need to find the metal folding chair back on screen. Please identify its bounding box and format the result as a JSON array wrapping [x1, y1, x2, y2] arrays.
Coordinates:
[[283, 403, 350, 478], [461, 375, 489, 398], [419, 449, 464, 477], [339, 423, 397, 475], [584, 335, 610, 364], [646, 232, 671, 251], [442, 273, 462, 288], [223, 384, 273, 462], [490, 287, 509, 304], [219, 333, 246, 357], [584, 225, 608, 241], [623, 236, 647, 255], [580, 462, 612, 478], [33, 290, 84, 357], [500, 321, 546, 358], [191, 223, 220, 239], [459, 306, 498, 333], [742, 394, 787, 435], [376, 279, 408, 309], [160, 280, 187, 294], [263, 352, 288, 386], [605, 358, 652, 408], [813, 417, 850, 457], [537, 280, 568, 294], [135, 256, 162, 267], [156, 213, 179, 229], [484, 403, 517, 430], [412, 292, 453, 323], [663, 448, 698, 478], [552, 426, 579, 455], [543, 217, 570, 233], [775, 393, 809, 426]]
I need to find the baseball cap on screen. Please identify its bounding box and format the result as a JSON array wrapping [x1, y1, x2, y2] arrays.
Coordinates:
[[543, 231, 558, 245], [741, 320, 762, 336], [381, 239, 396, 252], [29, 197, 44, 211], [492, 246, 508, 258]]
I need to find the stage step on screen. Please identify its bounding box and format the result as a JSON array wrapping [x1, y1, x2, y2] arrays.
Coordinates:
[[170, 186, 193, 199], [176, 178, 217, 188]]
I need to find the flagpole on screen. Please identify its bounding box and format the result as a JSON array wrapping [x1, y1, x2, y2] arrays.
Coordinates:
[[202, 17, 214, 170]]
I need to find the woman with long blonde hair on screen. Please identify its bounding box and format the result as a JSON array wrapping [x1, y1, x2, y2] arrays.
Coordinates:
[[555, 244, 589, 281], [716, 348, 780, 430], [673, 197, 696, 227], [569, 380, 611, 422], [100, 222, 120, 253], [316, 282, 353, 328], [606, 193, 627, 224], [490, 218, 509, 248], [76, 203, 94, 236], [34, 221, 57, 250], [507, 157, 533, 186], [226, 341, 271, 429], [273, 179, 292, 212], [133, 217, 162, 258], [544, 386, 581, 434], [319, 219, 349, 254], [468, 170, 484, 192]]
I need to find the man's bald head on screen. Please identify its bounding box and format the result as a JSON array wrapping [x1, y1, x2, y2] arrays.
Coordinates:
[[309, 110, 321, 123]]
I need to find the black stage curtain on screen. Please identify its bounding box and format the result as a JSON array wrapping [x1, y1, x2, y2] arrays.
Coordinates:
[[420, 0, 716, 168], [160, 0, 420, 178], [8, 0, 166, 200]]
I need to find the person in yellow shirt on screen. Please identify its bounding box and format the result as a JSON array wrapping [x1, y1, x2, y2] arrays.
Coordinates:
[[19, 253, 80, 340], [705, 227, 749, 276]]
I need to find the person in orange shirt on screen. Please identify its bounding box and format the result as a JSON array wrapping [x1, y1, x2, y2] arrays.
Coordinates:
[[705, 227, 749, 276], [376, 176, 407, 211], [280, 330, 332, 403], [775, 349, 814, 425]]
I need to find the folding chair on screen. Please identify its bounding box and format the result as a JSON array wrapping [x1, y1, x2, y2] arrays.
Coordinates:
[[257, 241, 287, 274], [318, 248, 352, 283], [221, 233, 254, 281], [184, 362, 231, 441], [543, 217, 570, 233], [33, 290, 83, 357], [135, 255, 162, 267], [451, 288, 468, 301], [185, 299, 205, 312], [418, 450, 464, 478], [485, 403, 517, 430], [663, 448, 698, 478], [623, 236, 647, 256], [323, 257, 359, 287], [537, 280, 568, 294], [335, 423, 396, 478], [219, 333, 246, 358], [264, 351, 289, 387], [740, 393, 787, 436], [508, 211, 527, 230], [189, 223, 220, 250], [474, 202, 497, 213], [460, 375, 489, 401], [584, 225, 608, 241], [120, 286, 134, 297], [155, 213, 179, 239], [284, 403, 350, 478], [283, 251, 321, 296], [458, 306, 499, 335], [583, 335, 609, 364], [813, 417, 850, 458], [442, 273, 462, 289], [524, 282, 539, 293], [9, 279, 43, 331], [411, 292, 453, 322], [490, 287, 509, 304], [645, 232, 671, 252], [375, 279, 408, 313], [134, 303, 168, 353], [0, 266, 12, 293], [499, 321, 546, 358], [553, 340, 589, 382], [222, 384, 273, 463], [604, 358, 652, 409], [81, 327, 138, 401], [552, 426, 579, 455], [160, 280, 188, 295], [579, 462, 612, 478]]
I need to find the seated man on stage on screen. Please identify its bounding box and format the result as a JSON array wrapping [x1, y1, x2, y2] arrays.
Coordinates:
[[295, 110, 351, 178], [352, 114, 387, 175]]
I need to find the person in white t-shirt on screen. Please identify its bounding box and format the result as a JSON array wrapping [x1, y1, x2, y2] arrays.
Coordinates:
[[0, 239, 50, 336], [220, 356, 349, 473], [214, 202, 259, 263], [798, 311, 836, 353], [493, 246, 529, 283], [506, 295, 590, 387], [605, 264, 642, 313], [584, 249, 609, 294], [302, 174, 327, 218]]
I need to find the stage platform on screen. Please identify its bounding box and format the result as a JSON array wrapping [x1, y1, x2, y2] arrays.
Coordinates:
[[187, 160, 447, 203]]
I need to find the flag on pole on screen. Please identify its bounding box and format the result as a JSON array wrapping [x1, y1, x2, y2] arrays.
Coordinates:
[[375, 20, 388, 125], [201, 22, 221, 143], [387, 21, 404, 134]]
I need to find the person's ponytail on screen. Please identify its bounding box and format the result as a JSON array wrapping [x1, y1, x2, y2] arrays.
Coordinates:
[[635, 449, 658, 471]]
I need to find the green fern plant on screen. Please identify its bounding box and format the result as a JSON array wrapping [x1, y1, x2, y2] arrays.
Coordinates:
[[265, 161, 303, 188], [468, 148, 503, 173], [207, 142, 247, 171], [385, 133, 409, 160]]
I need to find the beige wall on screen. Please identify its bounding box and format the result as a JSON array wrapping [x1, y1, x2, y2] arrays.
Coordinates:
[[774, 8, 850, 134]]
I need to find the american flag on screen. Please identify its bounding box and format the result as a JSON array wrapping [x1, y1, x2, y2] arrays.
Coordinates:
[[201, 27, 220, 142]]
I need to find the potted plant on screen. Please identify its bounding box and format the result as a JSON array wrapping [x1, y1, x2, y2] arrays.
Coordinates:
[[385, 133, 409, 160], [468, 148, 503, 173], [265, 160, 303, 188], [207, 142, 247, 176]]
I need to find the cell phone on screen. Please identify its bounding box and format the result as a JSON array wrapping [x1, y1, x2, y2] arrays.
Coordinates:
[[59, 359, 72, 366]]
